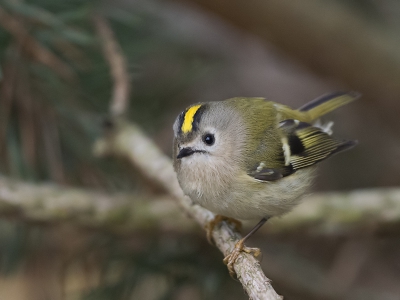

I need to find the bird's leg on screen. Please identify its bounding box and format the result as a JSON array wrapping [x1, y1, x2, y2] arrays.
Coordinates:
[[223, 217, 269, 277], [205, 215, 242, 244]]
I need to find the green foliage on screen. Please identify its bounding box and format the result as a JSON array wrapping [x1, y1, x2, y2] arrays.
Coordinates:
[[0, 0, 219, 189]]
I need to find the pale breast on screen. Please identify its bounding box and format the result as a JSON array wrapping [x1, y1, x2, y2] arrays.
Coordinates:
[[178, 162, 316, 220]]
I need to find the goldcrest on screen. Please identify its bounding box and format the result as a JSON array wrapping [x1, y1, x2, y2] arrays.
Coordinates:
[[172, 92, 358, 275]]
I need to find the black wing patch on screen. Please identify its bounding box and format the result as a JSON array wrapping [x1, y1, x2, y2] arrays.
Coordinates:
[[248, 167, 283, 181], [247, 119, 356, 182], [279, 119, 357, 170], [248, 162, 294, 182]]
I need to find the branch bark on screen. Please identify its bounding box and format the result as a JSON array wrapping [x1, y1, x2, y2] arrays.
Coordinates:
[[1, 168, 400, 235], [0, 175, 193, 233], [270, 188, 400, 235]]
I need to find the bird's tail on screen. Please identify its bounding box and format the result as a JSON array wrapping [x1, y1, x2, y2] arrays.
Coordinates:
[[297, 91, 360, 122]]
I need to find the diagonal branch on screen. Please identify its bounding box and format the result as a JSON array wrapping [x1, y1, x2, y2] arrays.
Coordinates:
[[93, 121, 282, 300], [93, 14, 282, 299]]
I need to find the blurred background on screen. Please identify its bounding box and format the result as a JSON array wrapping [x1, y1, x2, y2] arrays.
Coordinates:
[[0, 0, 400, 299]]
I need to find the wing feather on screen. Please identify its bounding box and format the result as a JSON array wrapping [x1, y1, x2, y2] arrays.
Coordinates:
[[280, 120, 357, 170]]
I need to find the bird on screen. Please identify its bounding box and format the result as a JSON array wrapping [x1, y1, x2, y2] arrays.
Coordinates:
[[172, 91, 359, 276]]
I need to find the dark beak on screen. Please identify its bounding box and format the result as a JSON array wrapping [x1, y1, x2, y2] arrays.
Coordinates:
[[177, 147, 195, 159]]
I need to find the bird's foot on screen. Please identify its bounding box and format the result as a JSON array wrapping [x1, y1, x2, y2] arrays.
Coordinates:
[[223, 238, 261, 278], [205, 215, 242, 244]]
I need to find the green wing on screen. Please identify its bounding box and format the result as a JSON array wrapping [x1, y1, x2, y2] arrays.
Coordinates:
[[244, 93, 358, 182], [279, 119, 357, 170], [247, 119, 356, 182]]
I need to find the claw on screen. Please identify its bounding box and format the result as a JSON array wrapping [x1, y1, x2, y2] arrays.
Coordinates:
[[205, 215, 242, 244], [223, 238, 262, 277], [207, 217, 269, 277]]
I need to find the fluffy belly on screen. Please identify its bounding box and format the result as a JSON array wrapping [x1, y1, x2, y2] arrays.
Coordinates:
[[186, 167, 315, 220]]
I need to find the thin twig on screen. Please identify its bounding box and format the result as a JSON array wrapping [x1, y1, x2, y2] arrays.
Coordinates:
[[93, 15, 130, 117]]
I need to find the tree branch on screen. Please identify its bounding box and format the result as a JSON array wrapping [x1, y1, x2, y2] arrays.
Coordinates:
[[270, 188, 400, 235], [0, 175, 192, 233], [1, 169, 399, 235]]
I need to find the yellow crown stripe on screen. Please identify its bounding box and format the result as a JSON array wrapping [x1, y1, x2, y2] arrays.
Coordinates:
[[181, 104, 202, 133]]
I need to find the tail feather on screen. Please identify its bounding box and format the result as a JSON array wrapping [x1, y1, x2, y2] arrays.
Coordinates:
[[298, 91, 360, 121]]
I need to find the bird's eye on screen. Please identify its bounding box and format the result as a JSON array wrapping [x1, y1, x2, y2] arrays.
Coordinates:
[[202, 133, 215, 146]]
